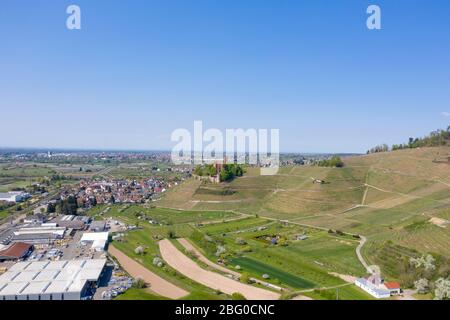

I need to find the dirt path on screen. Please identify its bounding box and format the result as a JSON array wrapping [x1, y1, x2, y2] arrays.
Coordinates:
[[177, 239, 284, 292], [108, 245, 188, 299], [177, 238, 241, 277], [355, 235, 370, 273], [159, 239, 280, 300]]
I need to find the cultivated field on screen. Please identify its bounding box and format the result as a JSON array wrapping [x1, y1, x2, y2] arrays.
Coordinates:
[[159, 147, 450, 285], [80, 147, 450, 299]]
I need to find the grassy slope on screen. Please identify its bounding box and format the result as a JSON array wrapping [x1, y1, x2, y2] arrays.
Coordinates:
[[159, 147, 450, 283]]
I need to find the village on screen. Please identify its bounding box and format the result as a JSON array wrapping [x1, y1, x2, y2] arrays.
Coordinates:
[[59, 177, 173, 207]]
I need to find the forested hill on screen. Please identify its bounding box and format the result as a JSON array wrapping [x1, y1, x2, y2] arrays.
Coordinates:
[[368, 126, 450, 154]]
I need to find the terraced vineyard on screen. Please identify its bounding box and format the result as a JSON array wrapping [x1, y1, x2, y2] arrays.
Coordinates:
[[159, 147, 450, 288]]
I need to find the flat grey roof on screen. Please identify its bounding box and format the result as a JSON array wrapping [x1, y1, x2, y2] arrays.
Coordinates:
[[0, 259, 106, 298]]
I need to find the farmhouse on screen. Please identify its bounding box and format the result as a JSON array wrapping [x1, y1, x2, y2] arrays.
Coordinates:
[[354, 274, 401, 299], [383, 281, 401, 295], [0, 259, 106, 300]]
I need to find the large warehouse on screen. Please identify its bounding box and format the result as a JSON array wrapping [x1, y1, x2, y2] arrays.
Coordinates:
[[0, 259, 106, 300]]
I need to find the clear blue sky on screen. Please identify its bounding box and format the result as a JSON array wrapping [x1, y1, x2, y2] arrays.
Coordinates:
[[0, 0, 449, 153]]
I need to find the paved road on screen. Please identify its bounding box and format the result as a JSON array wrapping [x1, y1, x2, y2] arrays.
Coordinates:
[[108, 244, 188, 299]]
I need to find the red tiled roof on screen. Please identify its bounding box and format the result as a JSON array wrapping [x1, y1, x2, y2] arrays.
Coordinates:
[[0, 242, 33, 259], [384, 281, 401, 289]]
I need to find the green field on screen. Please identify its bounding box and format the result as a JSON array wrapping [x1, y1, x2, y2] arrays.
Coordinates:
[[231, 256, 314, 289]]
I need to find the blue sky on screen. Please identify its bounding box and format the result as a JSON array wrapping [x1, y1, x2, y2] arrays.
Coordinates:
[[0, 0, 449, 153]]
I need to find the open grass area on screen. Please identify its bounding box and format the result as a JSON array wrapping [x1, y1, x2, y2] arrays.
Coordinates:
[[302, 285, 375, 300], [88, 204, 235, 226], [114, 288, 169, 300], [190, 218, 365, 292], [231, 256, 314, 289]]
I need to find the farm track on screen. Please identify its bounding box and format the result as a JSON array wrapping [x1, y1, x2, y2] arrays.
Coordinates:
[[177, 238, 241, 277], [159, 239, 280, 300], [108, 245, 188, 299]]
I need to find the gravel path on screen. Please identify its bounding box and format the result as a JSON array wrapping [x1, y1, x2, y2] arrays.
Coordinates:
[[159, 239, 280, 300], [177, 238, 241, 277], [108, 245, 188, 299]]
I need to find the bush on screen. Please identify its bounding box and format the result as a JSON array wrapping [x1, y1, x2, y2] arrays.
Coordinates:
[[132, 277, 147, 289], [134, 246, 145, 255], [167, 230, 176, 239], [231, 292, 246, 300], [240, 272, 250, 284], [153, 256, 165, 267]]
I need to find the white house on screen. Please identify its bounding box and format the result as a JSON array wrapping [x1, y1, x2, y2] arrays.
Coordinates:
[[355, 277, 391, 299]]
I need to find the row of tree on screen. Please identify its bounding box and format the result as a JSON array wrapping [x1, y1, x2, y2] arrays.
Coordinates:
[[316, 156, 344, 168], [193, 164, 217, 177], [193, 163, 244, 182], [219, 164, 244, 182], [367, 126, 450, 154], [47, 196, 78, 215]]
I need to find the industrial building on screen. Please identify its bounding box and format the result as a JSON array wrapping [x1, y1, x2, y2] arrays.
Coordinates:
[[80, 232, 109, 252], [0, 191, 31, 203], [0, 259, 107, 300], [0, 242, 33, 262], [11, 226, 67, 244], [54, 215, 88, 230], [89, 220, 106, 232]]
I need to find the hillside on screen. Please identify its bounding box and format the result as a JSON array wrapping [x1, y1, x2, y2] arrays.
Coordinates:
[[159, 147, 450, 282]]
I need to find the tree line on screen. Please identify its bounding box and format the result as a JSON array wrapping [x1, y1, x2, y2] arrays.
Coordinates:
[[316, 156, 344, 168], [367, 126, 450, 154], [193, 163, 244, 182]]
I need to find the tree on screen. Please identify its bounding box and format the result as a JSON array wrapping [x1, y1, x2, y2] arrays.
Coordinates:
[[47, 202, 56, 214], [414, 278, 430, 294], [132, 277, 147, 289], [317, 156, 344, 168], [434, 277, 450, 300], [167, 230, 176, 239], [58, 196, 78, 215], [134, 246, 145, 255]]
